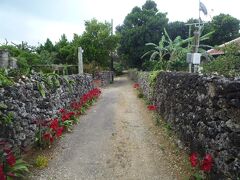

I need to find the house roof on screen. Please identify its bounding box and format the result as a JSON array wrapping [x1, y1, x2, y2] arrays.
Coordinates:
[[207, 37, 240, 55], [207, 49, 224, 55]]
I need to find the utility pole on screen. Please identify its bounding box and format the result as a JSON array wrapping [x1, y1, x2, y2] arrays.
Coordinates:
[[186, 23, 193, 73], [185, 0, 206, 73], [193, 0, 202, 73]]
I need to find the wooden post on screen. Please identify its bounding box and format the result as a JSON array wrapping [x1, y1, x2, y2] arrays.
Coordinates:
[[78, 47, 83, 74]]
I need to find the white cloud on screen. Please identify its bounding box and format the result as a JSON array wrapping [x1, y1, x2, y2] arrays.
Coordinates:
[[26, 18, 84, 44], [0, 0, 239, 46], [0, 8, 84, 45]]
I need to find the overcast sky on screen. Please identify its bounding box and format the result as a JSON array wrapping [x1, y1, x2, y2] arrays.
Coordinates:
[[0, 0, 239, 45]]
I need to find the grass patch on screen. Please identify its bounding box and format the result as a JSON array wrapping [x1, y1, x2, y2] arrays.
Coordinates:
[[137, 92, 144, 98], [35, 155, 48, 169]]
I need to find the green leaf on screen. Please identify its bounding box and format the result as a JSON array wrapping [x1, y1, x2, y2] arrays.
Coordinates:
[[145, 43, 157, 47], [0, 102, 8, 109], [37, 82, 46, 98], [193, 173, 203, 180]]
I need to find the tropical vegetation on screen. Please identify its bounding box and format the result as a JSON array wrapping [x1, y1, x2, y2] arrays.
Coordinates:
[[117, 0, 240, 71]]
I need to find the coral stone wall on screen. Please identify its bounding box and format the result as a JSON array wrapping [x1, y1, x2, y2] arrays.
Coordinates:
[[0, 74, 93, 150], [93, 71, 114, 87], [128, 70, 152, 101], [129, 70, 240, 179]]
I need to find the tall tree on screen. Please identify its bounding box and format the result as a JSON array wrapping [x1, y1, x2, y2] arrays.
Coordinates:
[[43, 38, 55, 52], [36, 38, 55, 54], [79, 19, 119, 67], [166, 21, 189, 40], [209, 14, 240, 46], [117, 0, 168, 68], [54, 34, 76, 64]]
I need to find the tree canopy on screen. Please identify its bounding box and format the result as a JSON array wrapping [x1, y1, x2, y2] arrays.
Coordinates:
[[117, 1, 240, 70], [205, 14, 240, 46], [79, 19, 119, 67], [117, 0, 168, 68], [0, 19, 119, 75], [166, 21, 189, 40], [1, 0, 240, 73]]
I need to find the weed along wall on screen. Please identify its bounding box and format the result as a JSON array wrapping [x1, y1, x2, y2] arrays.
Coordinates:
[[0, 73, 95, 150], [129, 70, 240, 179], [129, 71, 153, 101]]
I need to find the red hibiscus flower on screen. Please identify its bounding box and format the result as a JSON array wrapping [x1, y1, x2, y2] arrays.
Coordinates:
[[79, 89, 101, 105], [3, 147, 11, 154], [75, 112, 81, 116], [59, 108, 66, 114], [189, 152, 198, 167], [70, 101, 81, 110], [200, 154, 213, 172], [0, 164, 6, 180], [133, 83, 140, 88], [56, 127, 64, 137], [68, 112, 75, 117], [147, 105, 157, 111], [61, 113, 70, 122], [43, 133, 54, 143], [6, 152, 16, 167], [49, 118, 59, 132]]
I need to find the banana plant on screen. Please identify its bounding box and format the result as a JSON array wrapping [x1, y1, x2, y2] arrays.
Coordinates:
[[141, 35, 169, 70], [142, 28, 214, 70]]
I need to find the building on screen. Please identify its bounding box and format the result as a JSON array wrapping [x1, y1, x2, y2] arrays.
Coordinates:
[[207, 37, 240, 56]]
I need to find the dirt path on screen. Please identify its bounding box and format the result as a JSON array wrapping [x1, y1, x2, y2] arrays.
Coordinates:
[[29, 75, 191, 180]]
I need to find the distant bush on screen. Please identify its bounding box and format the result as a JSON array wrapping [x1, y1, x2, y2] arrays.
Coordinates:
[[168, 58, 188, 72], [137, 92, 144, 98], [202, 43, 240, 77], [0, 69, 13, 87], [83, 61, 106, 75], [114, 62, 124, 76]]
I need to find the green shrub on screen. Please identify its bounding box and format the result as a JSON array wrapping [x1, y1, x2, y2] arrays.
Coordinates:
[[114, 62, 124, 76], [137, 92, 144, 98], [142, 60, 159, 71], [84, 61, 106, 75], [202, 43, 240, 77], [16, 57, 31, 74], [0, 69, 13, 87], [169, 58, 188, 72], [202, 55, 240, 77], [149, 70, 162, 87]]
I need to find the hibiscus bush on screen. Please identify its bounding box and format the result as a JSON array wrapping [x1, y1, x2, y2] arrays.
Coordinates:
[[0, 141, 29, 179], [147, 105, 157, 111], [189, 152, 213, 179], [133, 83, 140, 89], [35, 88, 102, 149]]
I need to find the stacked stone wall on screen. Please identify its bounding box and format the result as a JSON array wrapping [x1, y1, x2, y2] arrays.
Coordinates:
[[129, 70, 240, 179]]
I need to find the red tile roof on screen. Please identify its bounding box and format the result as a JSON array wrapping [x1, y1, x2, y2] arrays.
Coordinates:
[[207, 49, 224, 55], [207, 37, 240, 55]]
